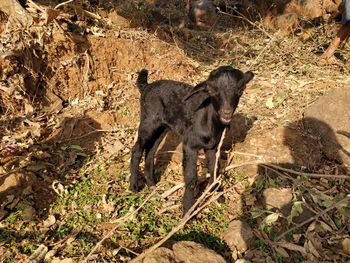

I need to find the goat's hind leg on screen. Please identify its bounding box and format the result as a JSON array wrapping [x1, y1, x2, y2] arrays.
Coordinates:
[[130, 123, 159, 192], [130, 136, 144, 192], [144, 127, 168, 186]]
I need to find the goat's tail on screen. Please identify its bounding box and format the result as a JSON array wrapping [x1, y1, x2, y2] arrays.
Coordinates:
[[136, 69, 148, 92]]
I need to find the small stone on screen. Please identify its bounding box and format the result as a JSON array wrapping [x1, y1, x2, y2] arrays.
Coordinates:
[[262, 188, 293, 210], [43, 215, 56, 228], [342, 238, 350, 255], [275, 13, 299, 33], [173, 241, 225, 263], [21, 205, 36, 221], [223, 220, 255, 254]]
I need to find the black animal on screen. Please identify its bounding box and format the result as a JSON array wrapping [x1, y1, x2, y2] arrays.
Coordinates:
[[130, 66, 254, 213]]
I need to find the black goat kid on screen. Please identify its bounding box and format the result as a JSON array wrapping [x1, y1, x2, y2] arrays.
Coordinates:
[[130, 66, 254, 213]]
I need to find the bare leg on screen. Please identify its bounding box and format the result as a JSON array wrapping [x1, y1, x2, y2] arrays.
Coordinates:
[[321, 21, 350, 60]]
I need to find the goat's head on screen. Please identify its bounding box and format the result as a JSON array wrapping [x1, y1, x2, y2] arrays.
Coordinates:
[[205, 66, 254, 125]]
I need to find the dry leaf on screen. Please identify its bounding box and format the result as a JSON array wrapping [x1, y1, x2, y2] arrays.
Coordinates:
[[306, 240, 321, 258], [52, 181, 66, 196], [43, 215, 56, 228], [275, 246, 289, 258], [265, 97, 274, 109]]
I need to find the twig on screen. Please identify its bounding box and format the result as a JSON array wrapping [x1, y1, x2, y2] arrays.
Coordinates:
[[231, 151, 264, 159], [54, 0, 74, 10], [224, 161, 263, 172], [161, 183, 184, 199], [213, 128, 227, 181], [275, 194, 350, 241], [27, 0, 46, 14], [260, 164, 298, 183], [0, 167, 22, 178], [275, 241, 306, 255], [62, 129, 113, 142], [253, 229, 278, 262], [218, 10, 273, 39], [161, 174, 213, 199], [83, 190, 156, 262], [265, 164, 350, 180]]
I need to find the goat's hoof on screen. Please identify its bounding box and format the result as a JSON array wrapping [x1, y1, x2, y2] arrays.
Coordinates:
[[129, 183, 139, 193], [145, 179, 156, 186]]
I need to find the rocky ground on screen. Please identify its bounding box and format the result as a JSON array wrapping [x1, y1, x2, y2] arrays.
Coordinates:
[[1, 0, 350, 262]]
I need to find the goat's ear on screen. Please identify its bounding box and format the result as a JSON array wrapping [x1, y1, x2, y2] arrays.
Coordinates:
[[183, 81, 207, 102], [243, 71, 254, 84], [184, 82, 211, 112]]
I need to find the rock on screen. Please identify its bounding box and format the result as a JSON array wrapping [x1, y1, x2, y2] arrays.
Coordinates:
[[262, 188, 314, 223], [0, 209, 9, 220], [275, 13, 299, 33], [304, 87, 350, 165], [262, 0, 341, 33], [222, 220, 255, 254], [107, 11, 130, 28], [142, 247, 176, 263], [0, 172, 37, 204], [284, 0, 323, 19], [27, 244, 48, 263], [233, 126, 322, 176], [172, 241, 226, 263], [43, 215, 56, 228], [21, 205, 36, 221], [262, 188, 292, 210], [342, 238, 350, 255]]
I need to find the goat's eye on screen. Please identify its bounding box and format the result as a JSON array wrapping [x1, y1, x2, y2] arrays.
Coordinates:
[[208, 89, 218, 96]]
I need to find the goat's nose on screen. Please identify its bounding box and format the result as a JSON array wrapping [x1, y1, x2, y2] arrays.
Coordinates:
[[223, 109, 233, 115]]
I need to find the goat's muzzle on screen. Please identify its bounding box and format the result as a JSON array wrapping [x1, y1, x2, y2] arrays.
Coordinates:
[[219, 109, 233, 125]]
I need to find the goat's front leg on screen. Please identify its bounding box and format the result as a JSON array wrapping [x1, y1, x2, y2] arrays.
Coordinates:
[[205, 148, 217, 184], [182, 144, 198, 214]]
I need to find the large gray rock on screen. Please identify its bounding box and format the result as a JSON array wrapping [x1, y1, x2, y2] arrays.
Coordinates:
[[304, 87, 350, 165], [172, 241, 226, 263], [142, 247, 176, 263], [222, 220, 255, 254]]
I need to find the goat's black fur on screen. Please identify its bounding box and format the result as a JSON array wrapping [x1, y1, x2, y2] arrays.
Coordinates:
[[130, 66, 254, 213]]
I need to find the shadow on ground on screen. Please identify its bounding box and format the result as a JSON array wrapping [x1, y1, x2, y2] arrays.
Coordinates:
[[237, 117, 350, 261], [0, 115, 104, 218]]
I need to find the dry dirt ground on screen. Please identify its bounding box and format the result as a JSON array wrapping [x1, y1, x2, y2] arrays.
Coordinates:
[[1, 1, 350, 262]]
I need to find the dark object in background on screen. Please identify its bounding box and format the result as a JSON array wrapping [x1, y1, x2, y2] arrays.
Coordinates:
[[188, 0, 217, 29], [129, 66, 254, 214]]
